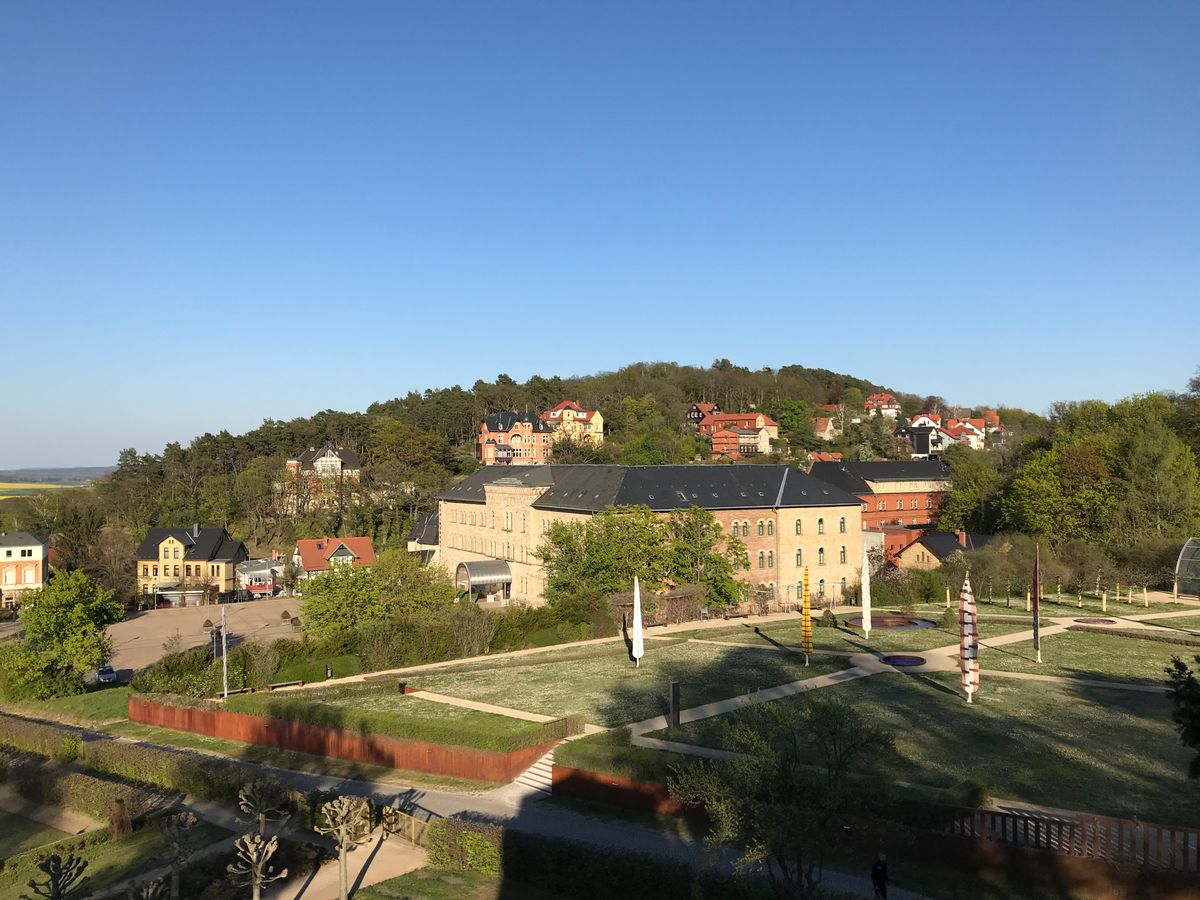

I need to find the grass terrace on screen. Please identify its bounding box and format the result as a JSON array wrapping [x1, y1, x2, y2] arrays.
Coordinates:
[[653, 671, 1200, 826], [0, 810, 69, 858], [220, 684, 577, 751], [672, 619, 1032, 654], [404, 640, 851, 727], [0, 687, 132, 727], [979, 629, 1199, 683]]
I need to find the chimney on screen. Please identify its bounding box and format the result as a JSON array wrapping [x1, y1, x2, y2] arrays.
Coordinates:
[[956, 529, 967, 548], [193, 523, 200, 538]]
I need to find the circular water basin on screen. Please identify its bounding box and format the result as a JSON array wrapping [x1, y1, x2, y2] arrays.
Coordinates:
[[881, 655, 927, 667], [847, 615, 937, 630]]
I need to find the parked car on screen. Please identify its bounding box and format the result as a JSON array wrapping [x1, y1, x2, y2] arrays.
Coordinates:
[[96, 665, 117, 685]]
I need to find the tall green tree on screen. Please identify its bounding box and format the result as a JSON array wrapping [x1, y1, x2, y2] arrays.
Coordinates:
[[666, 507, 746, 605], [19, 570, 124, 672], [538, 505, 671, 602], [939, 444, 1002, 533]]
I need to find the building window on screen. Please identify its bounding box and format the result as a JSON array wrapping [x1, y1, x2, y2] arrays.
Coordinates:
[[173, 565, 180, 577], [505, 511, 512, 531], [758, 551, 765, 569], [795, 549, 802, 566], [185, 565, 192, 577], [877, 501, 885, 511], [757, 521, 765, 536], [742, 520, 749, 536], [840, 546, 847, 564], [142, 565, 148, 577], [766, 521, 774, 537], [767, 551, 774, 568], [818, 579, 826, 598], [797, 584, 804, 600], [896, 500, 903, 510], [911, 499, 918, 510], [818, 548, 825, 566], [794, 519, 802, 535], [839, 517, 846, 533], [163, 547, 170, 560], [840, 577, 847, 596], [817, 518, 825, 534], [174, 547, 180, 558]]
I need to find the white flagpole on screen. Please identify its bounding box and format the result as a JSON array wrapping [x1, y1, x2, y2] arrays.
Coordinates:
[[631, 576, 645, 668], [861, 544, 872, 641]]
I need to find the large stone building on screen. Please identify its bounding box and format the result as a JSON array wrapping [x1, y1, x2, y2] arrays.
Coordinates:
[[279, 442, 363, 512], [136, 525, 248, 604], [807, 459, 951, 529], [0, 532, 49, 608], [436, 465, 864, 606]]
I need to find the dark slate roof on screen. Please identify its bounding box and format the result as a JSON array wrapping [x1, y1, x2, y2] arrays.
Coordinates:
[[918, 530, 993, 560], [0, 532, 45, 548], [439, 465, 862, 512], [135, 527, 248, 563], [482, 411, 553, 433], [809, 459, 949, 495], [408, 512, 440, 546], [294, 441, 362, 468], [894, 426, 933, 457]]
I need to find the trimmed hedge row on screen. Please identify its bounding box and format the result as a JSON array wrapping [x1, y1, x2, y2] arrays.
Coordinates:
[[82, 739, 262, 805], [143, 690, 585, 752], [0, 712, 83, 760], [425, 817, 769, 900], [5, 758, 160, 821]]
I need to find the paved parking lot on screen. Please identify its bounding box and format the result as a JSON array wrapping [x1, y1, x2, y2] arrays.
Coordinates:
[[108, 595, 303, 673]]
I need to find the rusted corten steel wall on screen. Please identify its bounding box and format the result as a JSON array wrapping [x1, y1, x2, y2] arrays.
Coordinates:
[[129, 695, 552, 782]]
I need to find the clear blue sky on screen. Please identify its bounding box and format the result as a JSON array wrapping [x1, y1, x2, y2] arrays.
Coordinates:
[[3, 2, 1197, 468]]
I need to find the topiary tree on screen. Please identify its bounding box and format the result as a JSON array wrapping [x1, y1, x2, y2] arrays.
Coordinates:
[[158, 811, 198, 900], [227, 833, 288, 900], [20, 853, 88, 900], [238, 778, 293, 836], [315, 795, 372, 900], [108, 797, 132, 840]]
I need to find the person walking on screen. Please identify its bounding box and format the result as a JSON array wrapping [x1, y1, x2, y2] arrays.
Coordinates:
[[870, 852, 888, 899]]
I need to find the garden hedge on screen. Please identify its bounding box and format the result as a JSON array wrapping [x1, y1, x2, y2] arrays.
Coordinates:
[[81, 738, 262, 805], [0, 713, 84, 760], [425, 817, 769, 900], [5, 758, 159, 821]]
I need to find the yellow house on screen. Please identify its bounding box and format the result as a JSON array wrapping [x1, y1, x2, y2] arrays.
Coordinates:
[[135, 525, 248, 606], [540, 401, 604, 445]]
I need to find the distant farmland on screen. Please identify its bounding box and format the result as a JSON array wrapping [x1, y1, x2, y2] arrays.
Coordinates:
[[0, 483, 72, 501]]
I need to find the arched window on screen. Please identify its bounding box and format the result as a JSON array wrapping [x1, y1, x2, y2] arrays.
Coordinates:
[[818, 548, 825, 565], [839, 517, 846, 533], [797, 584, 803, 599], [795, 549, 802, 566], [840, 546, 847, 564], [767, 551, 774, 568], [757, 521, 765, 537], [817, 518, 825, 535], [767, 521, 774, 537], [742, 520, 750, 536], [505, 510, 512, 531], [818, 579, 826, 598], [795, 518, 802, 535], [758, 551, 765, 569]]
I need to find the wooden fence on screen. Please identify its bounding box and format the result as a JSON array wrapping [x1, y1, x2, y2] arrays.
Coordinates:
[[942, 807, 1200, 873]]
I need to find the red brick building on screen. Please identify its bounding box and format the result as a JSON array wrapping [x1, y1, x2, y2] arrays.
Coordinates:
[[697, 412, 779, 439], [478, 412, 555, 465]]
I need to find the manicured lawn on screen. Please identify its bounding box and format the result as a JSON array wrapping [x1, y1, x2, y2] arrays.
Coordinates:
[[979, 629, 1194, 684], [0, 821, 230, 899], [1139, 615, 1200, 633], [287, 685, 522, 722], [0, 810, 68, 858], [356, 867, 558, 900], [100, 721, 495, 793], [0, 686, 131, 725], [653, 671, 1199, 826], [406, 641, 851, 727], [274, 653, 363, 683], [673, 620, 1032, 654]]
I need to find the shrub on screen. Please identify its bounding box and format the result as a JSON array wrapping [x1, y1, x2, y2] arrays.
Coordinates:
[[131, 646, 218, 697], [55, 734, 82, 764], [938, 607, 957, 630], [0, 713, 84, 759], [817, 609, 838, 628]]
